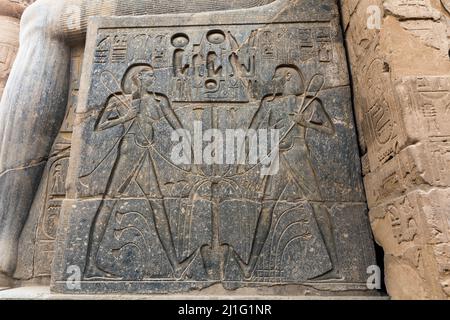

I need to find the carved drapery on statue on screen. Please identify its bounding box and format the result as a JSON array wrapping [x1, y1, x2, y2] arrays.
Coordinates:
[[51, 0, 376, 294]]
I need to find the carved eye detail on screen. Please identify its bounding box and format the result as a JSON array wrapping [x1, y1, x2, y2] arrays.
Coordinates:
[[206, 30, 226, 44], [171, 33, 189, 48]]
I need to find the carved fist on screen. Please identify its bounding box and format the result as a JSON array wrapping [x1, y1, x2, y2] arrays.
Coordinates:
[[127, 100, 141, 118], [290, 112, 307, 127]]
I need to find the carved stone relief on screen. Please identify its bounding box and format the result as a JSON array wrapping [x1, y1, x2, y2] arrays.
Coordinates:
[[343, 0, 450, 299], [14, 46, 83, 280], [51, 0, 376, 294]]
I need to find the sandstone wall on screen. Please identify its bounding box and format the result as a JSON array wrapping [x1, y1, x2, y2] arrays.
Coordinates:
[[0, 1, 33, 98], [341, 0, 450, 299]]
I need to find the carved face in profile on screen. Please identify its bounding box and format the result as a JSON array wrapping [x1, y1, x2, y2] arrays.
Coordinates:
[[122, 65, 155, 94], [272, 66, 305, 96], [138, 69, 155, 92]]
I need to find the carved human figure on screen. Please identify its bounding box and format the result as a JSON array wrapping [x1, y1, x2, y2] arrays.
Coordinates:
[[0, 0, 275, 277], [51, 164, 64, 195], [234, 66, 340, 280], [85, 64, 197, 279]]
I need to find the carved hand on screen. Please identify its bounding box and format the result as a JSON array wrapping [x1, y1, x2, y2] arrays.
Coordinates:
[[290, 112, 307, 127], [126, 100, 141, 119]]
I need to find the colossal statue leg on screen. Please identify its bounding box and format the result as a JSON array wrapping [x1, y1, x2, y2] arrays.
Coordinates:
[[0, 0, 70, 277], [0, 0, 275, 278]]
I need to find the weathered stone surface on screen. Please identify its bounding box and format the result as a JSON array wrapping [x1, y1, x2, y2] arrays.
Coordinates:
[[364, 137, 450, 208], [0, 0, 71, 278], [0, 16, 19, 99], [0, 285, 389, 299], [0, 0, 35, 285], [6, 0, 450, 300], [51, 0, 376, 294], [370, 188, 450, 298], [0, 0, 298, 280], [0, 0, 308, 282], [0, 0, 30, 19], [343, 0, 450, 299], [14, 46, 83, 281], [0, 0, 34, 99]]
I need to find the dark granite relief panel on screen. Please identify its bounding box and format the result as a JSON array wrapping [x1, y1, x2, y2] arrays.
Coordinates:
[[52, 0, 377, 294]]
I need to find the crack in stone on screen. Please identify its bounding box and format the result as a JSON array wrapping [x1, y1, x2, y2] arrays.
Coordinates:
[[0, 160, 47, 179]]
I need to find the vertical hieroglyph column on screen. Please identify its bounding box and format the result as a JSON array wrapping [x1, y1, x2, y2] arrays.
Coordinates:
[[341, 0, 450, 299]]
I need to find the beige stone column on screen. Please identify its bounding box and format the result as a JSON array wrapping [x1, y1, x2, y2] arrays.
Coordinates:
[[341, 0, 450, 299], [0, 1, 31, 99]]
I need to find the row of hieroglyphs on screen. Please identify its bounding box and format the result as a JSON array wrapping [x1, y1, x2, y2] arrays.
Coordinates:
[[341, 0, 450, 298], [94, 27, 333, 67], [91, 26, 335, 104]]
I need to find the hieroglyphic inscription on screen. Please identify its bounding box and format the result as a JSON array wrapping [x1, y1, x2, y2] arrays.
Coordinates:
[[14, 46, 83, 279], [53, 1, 376, 294]]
